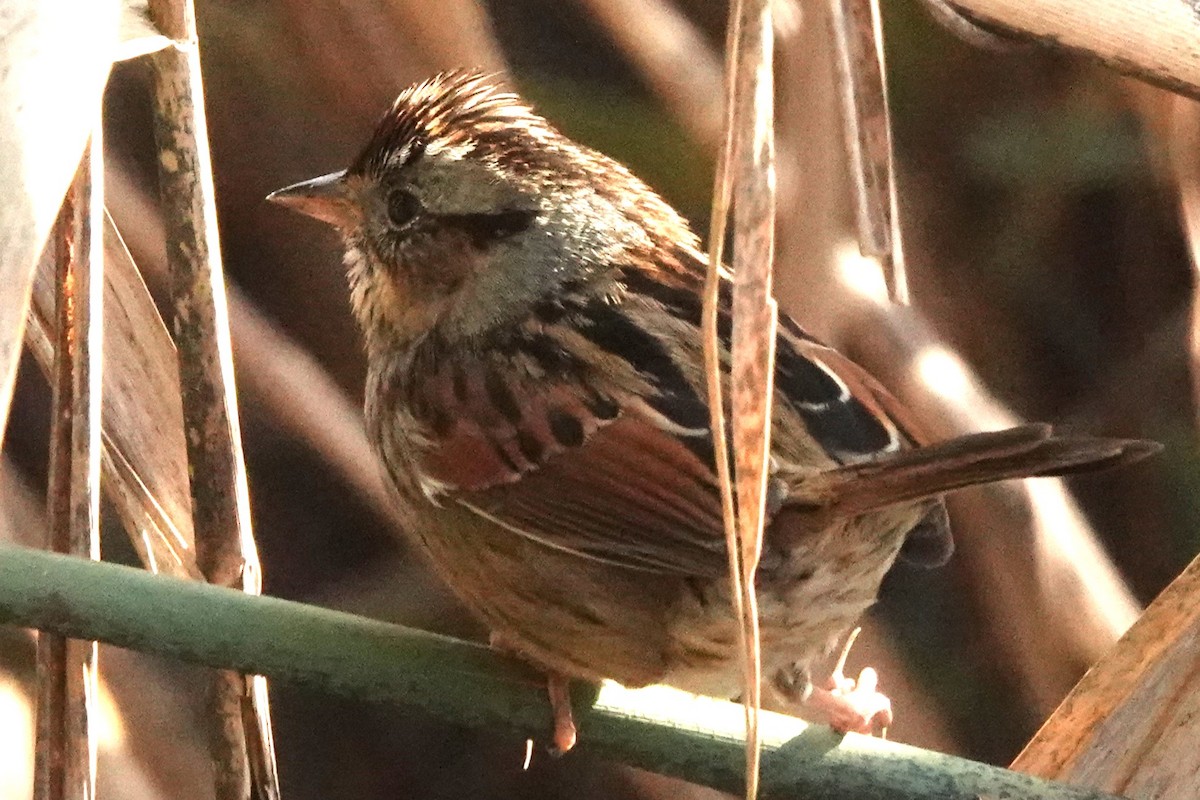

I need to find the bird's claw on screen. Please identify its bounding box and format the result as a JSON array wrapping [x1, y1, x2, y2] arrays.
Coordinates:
[[805, 627, 893, 736], [807, 666, 893, 735]]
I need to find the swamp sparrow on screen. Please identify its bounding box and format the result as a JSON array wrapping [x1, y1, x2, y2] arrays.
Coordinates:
[[270, 72, 1156, 750]]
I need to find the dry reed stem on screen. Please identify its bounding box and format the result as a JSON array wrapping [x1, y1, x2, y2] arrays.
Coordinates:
[[944, 0, 1200, 100], [147, 0, 280, 796], [703, 25, 745, 799], [34, 133, 103, 800], [827, 0, 908, 304], [1011, 550, 1200, 798]]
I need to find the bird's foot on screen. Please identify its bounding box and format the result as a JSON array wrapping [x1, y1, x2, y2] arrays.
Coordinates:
[[489, 632, 578, 754], [805, 628, 893, 736]]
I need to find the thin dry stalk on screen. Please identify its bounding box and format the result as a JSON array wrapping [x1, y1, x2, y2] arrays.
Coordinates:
[[0, 0, 118, 453], [827, 0, 907, 304], [147, 0, 280, 796], [34, 132, 104, 800], [706, 2, 778, 798], [703, 27, 742, 793]]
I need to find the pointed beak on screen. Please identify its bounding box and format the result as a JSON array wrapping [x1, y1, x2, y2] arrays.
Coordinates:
[[267, 170, 357, 228]]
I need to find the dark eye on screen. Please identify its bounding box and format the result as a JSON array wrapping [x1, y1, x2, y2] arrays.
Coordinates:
[[386, 188, 421, 228]]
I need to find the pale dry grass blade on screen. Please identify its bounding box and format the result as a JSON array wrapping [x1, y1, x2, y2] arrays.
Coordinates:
[[0, 0, 119, 453], [702, 9, 746, 797], [575, 0, 724, 149], [726, 6, 777, 799], [147, 0, 280, 795], [34, 134, 103, 800], [827, 0, 907, 303]]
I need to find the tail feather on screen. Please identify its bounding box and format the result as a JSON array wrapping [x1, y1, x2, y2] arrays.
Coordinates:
[[790, 424, 1159, 519]]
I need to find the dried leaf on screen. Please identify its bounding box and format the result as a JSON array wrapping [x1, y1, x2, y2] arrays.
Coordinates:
[[28, 213, 198, 579]]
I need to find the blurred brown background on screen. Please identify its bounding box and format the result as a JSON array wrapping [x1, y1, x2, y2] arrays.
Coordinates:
[[2, 0, 1197, 798]]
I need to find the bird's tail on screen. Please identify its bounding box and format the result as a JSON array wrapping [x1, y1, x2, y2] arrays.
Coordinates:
[[794, 423, 1159, 518]]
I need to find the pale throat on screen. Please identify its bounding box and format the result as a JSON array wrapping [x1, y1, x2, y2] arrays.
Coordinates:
[[343, 243, 450, 355]]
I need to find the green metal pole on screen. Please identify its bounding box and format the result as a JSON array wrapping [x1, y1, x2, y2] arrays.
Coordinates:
[[0, 543, 1124, 800]]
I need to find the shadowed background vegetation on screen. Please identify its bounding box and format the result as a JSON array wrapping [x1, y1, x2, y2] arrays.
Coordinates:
[[2, 1, 1195, 798]]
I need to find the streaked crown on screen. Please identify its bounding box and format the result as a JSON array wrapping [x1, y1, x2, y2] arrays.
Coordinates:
[[349, 71, 557, 180]]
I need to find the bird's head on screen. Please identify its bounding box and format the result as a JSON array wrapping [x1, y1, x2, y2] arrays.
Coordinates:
[[269, 71, 694, 351]]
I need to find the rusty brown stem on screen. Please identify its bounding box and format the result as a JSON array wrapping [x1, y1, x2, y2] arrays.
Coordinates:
[[827, 0, 907, 304], [705, 2, 780, 798], [147, 0, 281, 796], [34, 131, 103, 800]]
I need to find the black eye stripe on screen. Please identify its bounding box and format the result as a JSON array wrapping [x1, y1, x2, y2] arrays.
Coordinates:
[[439, 209, 537, 247]]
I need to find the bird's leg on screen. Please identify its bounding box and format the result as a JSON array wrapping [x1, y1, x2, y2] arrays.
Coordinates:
[[804, 628, 893, 736], [489, 631, 578, 753], [546, 673, 578, 754]]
